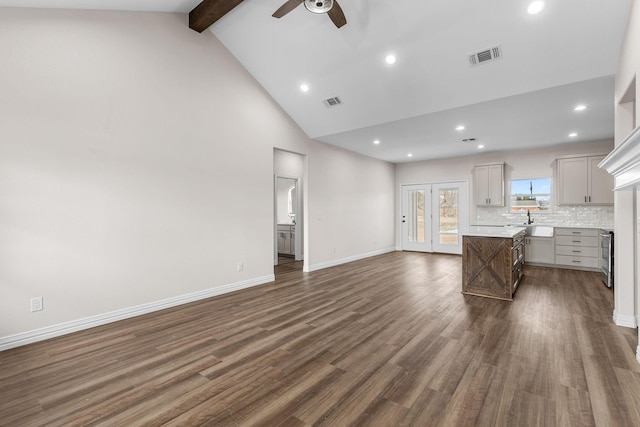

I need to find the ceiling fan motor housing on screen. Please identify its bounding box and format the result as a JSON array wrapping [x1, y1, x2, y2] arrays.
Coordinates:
[[305, 0, 333, 14]]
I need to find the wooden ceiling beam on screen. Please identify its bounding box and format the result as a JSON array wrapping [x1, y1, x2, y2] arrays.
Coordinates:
[[189, 0, 245, 33]]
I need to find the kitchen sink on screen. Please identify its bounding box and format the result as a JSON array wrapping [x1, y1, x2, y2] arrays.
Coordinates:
[[525, 225, 554, 237], [504, 224, 554, 237]]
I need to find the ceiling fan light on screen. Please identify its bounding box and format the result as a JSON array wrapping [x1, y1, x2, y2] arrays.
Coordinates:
[[527, 1, 545, 15], [304, 0, 333, 14]]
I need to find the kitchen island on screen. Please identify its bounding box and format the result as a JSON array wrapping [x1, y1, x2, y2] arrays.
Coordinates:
[[462, 226, 526, 301]]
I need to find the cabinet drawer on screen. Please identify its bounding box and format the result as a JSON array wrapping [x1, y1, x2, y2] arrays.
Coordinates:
[[555, 255, 599, 268], [555, 228, 599, 237], [555, 246, 599, 257], [512, 262, 524, 291], [555, 236, 598, 247], [512, 232, 525, 247]]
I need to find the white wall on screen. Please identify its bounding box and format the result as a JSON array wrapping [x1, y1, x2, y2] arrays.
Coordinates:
[[0, 8, 395, 347], [613, 0, 640, 338], [301, 142, 396, 271], [395, 140, 614, 248]]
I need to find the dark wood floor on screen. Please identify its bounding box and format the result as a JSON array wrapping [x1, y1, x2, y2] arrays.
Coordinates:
[[276, 255, 303, 275], [1, 252, 639, 426]]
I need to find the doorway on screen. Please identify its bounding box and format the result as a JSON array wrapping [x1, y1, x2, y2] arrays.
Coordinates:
[[401, 181, 468, 254], [274, 149, 305, 272], [275, 176, 302, 263]]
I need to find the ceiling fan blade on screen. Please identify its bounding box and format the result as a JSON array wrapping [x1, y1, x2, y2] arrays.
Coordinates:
[[272, 0, 304, 18], [327, 0, 347, 28]]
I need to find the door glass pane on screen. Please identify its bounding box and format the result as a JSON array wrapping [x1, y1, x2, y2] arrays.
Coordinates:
[[439, 188, 458, 245], [407, 190, 425, 243]]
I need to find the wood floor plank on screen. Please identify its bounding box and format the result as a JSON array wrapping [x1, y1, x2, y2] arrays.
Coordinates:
[[554, 384, 596, 427], [1, 253, 639, 426]]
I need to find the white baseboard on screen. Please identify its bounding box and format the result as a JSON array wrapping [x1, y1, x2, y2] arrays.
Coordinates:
[[306, 247, 396, 272], [0, 274, 275, 352], [613, 310, 638, 328]]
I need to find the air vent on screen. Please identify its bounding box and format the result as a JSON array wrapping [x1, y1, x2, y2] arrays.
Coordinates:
[[469, 45, 502, 66], [323, 96, 343, 108], [462, 138, 477, 143]]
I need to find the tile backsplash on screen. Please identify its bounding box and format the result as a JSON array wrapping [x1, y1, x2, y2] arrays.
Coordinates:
[[475, 205, 614, 228]]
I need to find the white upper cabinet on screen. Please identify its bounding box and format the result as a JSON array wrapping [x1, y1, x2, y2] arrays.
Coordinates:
[[588, 156, 615, 204], [474, 163, 504, 207], [557, 155, 613, 205]]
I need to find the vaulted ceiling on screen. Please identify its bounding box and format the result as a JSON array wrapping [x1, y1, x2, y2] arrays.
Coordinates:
[[1, 0, 633, 162]]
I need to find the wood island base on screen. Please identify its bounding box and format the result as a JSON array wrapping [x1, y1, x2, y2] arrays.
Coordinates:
[[462, 229, 526, 301]]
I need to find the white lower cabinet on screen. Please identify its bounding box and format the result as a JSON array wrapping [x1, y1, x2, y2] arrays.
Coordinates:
[[525, 237, 555, 264], [554, 228, 599, 269], [277, 224, 295, 255]]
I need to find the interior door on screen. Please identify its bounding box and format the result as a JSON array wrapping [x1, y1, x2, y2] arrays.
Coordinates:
[[432, 182, 468, 254], [401, 184, 432, 252]]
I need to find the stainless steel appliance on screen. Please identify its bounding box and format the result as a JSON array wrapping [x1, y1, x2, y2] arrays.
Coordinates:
[[600, 230, 614, 288]]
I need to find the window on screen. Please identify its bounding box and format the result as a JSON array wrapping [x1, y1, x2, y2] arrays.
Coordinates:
[[510, 178, 551, 212]]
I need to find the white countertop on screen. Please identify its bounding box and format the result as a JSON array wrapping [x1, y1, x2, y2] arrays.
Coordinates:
[[463, 226, 526, 238]]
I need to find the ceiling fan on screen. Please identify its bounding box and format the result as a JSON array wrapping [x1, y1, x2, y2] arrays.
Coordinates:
[[272, 0, 347, 28]]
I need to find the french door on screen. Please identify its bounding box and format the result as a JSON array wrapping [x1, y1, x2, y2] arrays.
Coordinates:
[[401, 182, 468, 254], [401, 185, 432, 252]]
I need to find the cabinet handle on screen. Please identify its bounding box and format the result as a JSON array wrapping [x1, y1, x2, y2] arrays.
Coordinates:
[[589, 196, 591, 203], [584, 196, 587, 203], [488, 198, 491, 204], [572, 250, 581, 253], [572, 240, 581, 243], [572, 260, 582, 263], [572, 231, 581, 234]]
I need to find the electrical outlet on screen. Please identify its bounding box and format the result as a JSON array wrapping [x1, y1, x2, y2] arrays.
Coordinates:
[[237, 262, 243, 272], [30, 297, 43, 312]]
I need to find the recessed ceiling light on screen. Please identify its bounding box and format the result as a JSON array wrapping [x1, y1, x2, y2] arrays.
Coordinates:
[[373, 139, 380, 145], [527, 1, 545, 15], [385, 54, 397, 65], [300, 84, 309, 92], [569, 132, 578, 137], [574, 105, 587, 111], [456, 125, 465, 131], [407, 153, 413, 157], [478, 144, 485, 149]]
